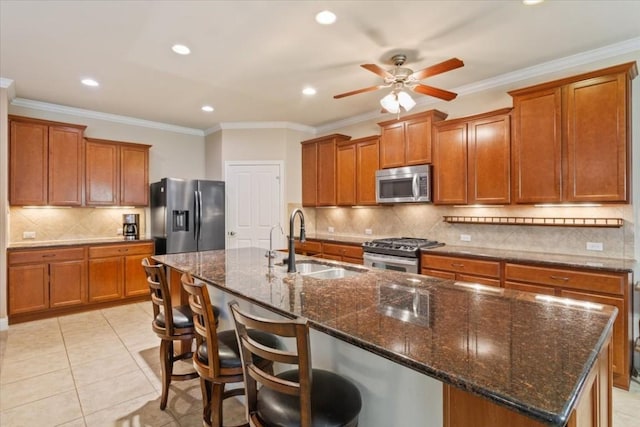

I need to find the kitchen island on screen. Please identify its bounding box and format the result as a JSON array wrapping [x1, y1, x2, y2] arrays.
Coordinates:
[[154, 247, 616, 427]]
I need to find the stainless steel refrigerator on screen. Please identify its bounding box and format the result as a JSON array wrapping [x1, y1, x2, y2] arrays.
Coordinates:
[[150, 178, 225, 254]]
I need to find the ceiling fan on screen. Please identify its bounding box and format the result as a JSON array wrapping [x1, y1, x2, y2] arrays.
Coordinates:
[[334, 54, 464, 113]]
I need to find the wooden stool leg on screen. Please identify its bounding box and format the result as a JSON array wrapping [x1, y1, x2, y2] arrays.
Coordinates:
[[210, 382, 225, 427], [201, 378, 212, 427], [159, 339, 172, 410]]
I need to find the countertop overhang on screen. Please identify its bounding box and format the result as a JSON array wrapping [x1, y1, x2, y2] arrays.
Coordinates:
[[153, 247, 617, 426]]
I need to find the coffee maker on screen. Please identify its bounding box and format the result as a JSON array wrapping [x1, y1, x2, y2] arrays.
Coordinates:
[[122, 214, 139, 240]]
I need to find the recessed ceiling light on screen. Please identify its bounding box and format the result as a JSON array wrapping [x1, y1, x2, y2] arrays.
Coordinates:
[[522, 0, 544, 5], [302, 87, 317, 96], [172, 44, 191, 55], [81, 78, 99, 87], [201, 105, 214, 112], [315, 10, 336, 25]]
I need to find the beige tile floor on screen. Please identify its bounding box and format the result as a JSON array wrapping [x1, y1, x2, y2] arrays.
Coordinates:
[[1, 302, 639, 426]]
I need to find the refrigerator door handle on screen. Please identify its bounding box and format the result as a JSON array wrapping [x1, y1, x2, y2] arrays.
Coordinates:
[[197, 190, 203, 242], [194, 190, 199, 242]]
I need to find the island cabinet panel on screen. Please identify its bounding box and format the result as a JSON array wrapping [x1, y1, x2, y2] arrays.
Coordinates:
[[433, 109, 511, 205], [378, 109, 447, 169], [85, 138, 151, 206], [509, 62, 636, 203], [504, 262, 631, 389], [300, 134, 351, 207], [421, 254, 501, 287], [9, 116, 86, 206], [8, 247, 87, 316]]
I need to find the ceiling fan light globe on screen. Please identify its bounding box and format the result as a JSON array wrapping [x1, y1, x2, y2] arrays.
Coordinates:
[[380, 93, 400, 114], [397, 91, 416, 111]]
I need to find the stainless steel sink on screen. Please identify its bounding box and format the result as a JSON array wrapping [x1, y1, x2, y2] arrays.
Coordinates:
[[292, 260, 365, 280]]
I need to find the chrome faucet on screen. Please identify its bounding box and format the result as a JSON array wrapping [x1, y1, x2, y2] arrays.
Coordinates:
[[266, 223, 284, 269], [287, 208, 306, 273]]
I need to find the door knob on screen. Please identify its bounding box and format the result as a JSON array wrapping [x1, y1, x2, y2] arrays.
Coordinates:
[[228, 231, 237, 236]]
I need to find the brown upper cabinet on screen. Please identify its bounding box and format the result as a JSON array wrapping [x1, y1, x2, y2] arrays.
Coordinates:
[[378, 110, 447, 169], [509, 62, 637, 203], [85, 138, 151, 206], [336, 136, 380, 206], [432, 109, 511, 205], [301, 134, 351, 207], [9, 116, 86, 206]]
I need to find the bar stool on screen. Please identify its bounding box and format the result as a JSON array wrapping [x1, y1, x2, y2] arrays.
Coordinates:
[[229, 301, 362, 427], [181, 273, 280, 427], [141, 258, 218, 410]]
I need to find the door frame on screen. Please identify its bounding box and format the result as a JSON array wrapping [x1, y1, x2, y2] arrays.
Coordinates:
[[224, 160, 286, 249]]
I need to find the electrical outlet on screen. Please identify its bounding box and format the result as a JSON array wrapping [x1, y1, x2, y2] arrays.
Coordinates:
[[586, 242, 603, 251], [365, 228, 373, 235], [328, 227, 334, 233], [460, 234, 471, 242], [117, 228, 123, 235], [23, 231, 36, 239]]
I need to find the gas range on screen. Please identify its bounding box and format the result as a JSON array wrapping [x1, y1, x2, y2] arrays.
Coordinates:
[[362, 237, 444, 258]]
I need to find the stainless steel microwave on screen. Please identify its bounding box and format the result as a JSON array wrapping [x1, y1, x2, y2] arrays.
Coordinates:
[[375, 165, 431, 203]]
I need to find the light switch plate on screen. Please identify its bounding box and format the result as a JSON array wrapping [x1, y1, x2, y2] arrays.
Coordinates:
[[460, 234, 471, 242], [328, 227, 334, 233], [586, 242, 603, 251], [365, 228, 373, 235], [23, 231, 36, 239]]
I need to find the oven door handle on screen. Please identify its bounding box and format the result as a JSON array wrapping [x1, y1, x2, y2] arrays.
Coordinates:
[[364, 253, 418, 266]]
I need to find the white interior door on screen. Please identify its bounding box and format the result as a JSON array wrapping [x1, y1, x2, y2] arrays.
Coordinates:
[[226, 162, 284, 250]]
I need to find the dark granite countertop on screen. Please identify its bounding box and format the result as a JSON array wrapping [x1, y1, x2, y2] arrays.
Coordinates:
[[422, 245, 635, 273], [8, 238, 154, 250], [153, 247, 616, 426]]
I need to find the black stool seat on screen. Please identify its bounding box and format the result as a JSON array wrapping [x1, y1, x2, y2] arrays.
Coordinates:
[[257, 369, 362, 427], [155, 304, 221, 329], [197, 329, 281, 368]]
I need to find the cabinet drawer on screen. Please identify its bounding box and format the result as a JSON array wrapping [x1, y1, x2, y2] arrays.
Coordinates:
[[504, 263, 624, 295], [294, 240, 322, 253], [89, 242, 153, 258], [322, 243, 363, 259], [9, 247, 86, 265], [421, 254, 500, 278]]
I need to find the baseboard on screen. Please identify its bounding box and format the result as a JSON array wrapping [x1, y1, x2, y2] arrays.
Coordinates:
[[0, 316, 8, 331]]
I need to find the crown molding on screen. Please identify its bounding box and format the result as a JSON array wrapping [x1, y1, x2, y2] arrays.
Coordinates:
[[10, 98, 205, 136]]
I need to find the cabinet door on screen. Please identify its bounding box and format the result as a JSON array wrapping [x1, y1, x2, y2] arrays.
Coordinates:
[[86, 141, 119, 205], [48, 126, 84, 206], [565, 73, 628, 202], [511, 88, 562, 203], [124, 254, 151, 297], [9, 120, 48, 205], [49, 260, 87, 308], [405, 116, 432, 165], [559, 290, 625, 379], [8, 264, 49, 314], [88, 256, 124, 302], [467, 114, 510, 204], [120, 144, 149, 206], [356, 137, 379, 205], [379, 122, 405, 168], [316, 139, 336, 206], [301, 142, 318, 207], [336, 143, 356, 206], [433, 122, 467, 204]]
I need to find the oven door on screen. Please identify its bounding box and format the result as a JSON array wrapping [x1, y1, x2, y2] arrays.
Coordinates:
[[363, 253, 419, 274]]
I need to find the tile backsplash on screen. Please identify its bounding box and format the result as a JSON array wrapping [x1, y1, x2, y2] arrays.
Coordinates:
[[8, 207, 147, 244], [308, 204, 635, 259]]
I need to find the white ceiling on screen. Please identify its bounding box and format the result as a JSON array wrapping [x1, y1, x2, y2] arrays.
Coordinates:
[[1, 1, 640, 133]]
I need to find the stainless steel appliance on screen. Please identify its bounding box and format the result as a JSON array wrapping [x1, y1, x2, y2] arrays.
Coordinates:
[[122, 213, 139, 240], [375, 164, 431, 204], [362, 237, 443, 274], [150, 178, 225, 254]]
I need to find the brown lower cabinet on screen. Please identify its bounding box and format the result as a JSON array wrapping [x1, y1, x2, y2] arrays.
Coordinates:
[[294, 239, 363, 265], [7, 241, 153, 323], [421, 253, 501, 287]]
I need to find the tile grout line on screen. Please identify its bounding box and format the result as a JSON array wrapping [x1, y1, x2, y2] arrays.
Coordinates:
[[58, 316, 88, 426]]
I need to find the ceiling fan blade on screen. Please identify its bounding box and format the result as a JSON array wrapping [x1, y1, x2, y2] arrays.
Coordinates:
[[361, 64, 393, 79], [410, 58, 464, 80], [413, 84, 458, 101], [333, 85, 384, 99]]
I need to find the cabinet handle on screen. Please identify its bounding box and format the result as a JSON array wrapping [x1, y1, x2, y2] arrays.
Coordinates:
[[550, 275, 569, 282], [42, 254, 56, 258], [451, 263, 465, 268], [118, 248, 129, 253]]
